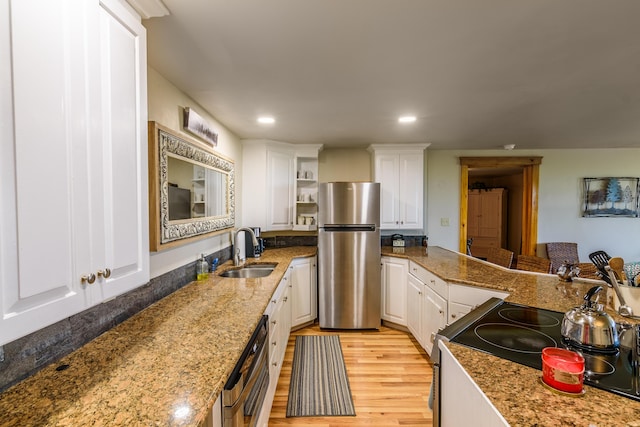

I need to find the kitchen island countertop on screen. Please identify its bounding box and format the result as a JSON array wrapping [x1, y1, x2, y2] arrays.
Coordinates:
[[383, 246, 640, 427]]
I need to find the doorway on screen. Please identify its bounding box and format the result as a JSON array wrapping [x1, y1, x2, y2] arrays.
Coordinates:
[[459, 157, 542, 257]]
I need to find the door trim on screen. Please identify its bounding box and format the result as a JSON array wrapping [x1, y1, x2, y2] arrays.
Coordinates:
[[459, 157, 542, 256]]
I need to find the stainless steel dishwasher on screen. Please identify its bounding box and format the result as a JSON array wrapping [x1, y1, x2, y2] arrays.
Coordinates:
[[222, 315, 270, 427]]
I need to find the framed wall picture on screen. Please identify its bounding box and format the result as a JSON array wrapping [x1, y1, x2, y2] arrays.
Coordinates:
[[183, 107, 218, 146], [583, 177, 639, 218]]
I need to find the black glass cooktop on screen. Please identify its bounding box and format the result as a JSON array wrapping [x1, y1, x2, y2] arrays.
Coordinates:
[[449, 301, 640, 401]]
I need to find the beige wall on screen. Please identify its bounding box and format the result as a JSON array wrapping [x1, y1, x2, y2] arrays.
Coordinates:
[[318, 148, 372, 182], [147, 67, 242, 278]]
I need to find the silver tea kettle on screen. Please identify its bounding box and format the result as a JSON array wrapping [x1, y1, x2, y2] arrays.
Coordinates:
[[561, 286, 620, 350]]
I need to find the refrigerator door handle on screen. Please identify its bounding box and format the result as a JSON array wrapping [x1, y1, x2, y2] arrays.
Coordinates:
[[322, 225, 376, 232]]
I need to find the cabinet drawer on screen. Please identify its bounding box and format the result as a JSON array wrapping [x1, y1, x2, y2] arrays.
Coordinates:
[[409, 261, 447, 298], [449, 284, 508, 308]]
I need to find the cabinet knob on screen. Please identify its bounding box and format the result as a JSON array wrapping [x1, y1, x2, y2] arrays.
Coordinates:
[[272, 341, 277, 346], [451, 314, 457, 319], [272, 362, 278, 367], [271, 320, 277, 325], [283, 297, 288, 302], [81, 273, 96, 284], [97, 268, 111, 279], [272, 299, 277, 304], [439, 309, 444, 315], [418, 291, 422, 295]]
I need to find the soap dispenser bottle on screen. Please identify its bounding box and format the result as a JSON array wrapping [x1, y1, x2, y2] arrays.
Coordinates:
[[197, 254, 209, 281]]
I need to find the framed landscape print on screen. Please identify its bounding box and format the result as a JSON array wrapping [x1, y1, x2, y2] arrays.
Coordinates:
[[582, 177, 639, 218]]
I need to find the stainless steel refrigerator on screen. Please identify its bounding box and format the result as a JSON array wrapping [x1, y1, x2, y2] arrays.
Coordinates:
[[318, 182, 381, 329]]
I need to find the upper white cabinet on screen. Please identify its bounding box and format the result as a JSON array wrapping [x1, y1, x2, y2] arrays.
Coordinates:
[[293, 153, 320, 231], [242, 141, 321, 231], [0, 0, 149, 346], [369, 144, 429, 230]]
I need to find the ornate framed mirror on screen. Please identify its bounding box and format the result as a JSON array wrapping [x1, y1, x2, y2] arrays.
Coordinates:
[[148, 122, 235, 251]]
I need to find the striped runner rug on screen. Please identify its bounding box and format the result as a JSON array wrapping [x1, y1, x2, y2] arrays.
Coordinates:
[[286, 335, 356, 417]]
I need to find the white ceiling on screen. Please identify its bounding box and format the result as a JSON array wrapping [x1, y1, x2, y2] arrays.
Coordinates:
[[143, 0, 640, 150]]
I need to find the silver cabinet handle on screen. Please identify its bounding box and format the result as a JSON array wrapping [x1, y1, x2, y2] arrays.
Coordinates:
[[81, 273, 96, 284], [97, 268, 111, 279]]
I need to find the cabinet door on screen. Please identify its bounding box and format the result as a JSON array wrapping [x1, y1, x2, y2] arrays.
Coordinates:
[[375, 154, 400, 229], [0, 0, 95, 346], [406, 274, 423, 346], [381, 257, 408, 325], [423, 286, 447, 356], [95, 0, 149, 302], [439, 343, 510, 426], [448, 301, 473, 325], [291, 257, 317, 328], [266, 149, 294, 230], [398, 154, 423, 229]]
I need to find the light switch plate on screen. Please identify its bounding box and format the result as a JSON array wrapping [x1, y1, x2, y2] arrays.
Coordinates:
[[441, 217, 450, 226]]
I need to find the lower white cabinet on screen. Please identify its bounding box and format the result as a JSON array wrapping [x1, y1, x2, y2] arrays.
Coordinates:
[[448, 284, 509, 325], [291, 256, 317, 328], [439, 342, 509, 426], [407, 261, 447, 355], [423, 285, 448, 356], [405, 260, 509, 356], [258, 264, 292, 426], [381, 256, 408, 326]]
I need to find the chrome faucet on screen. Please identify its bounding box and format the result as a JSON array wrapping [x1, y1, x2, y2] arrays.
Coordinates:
[[233, 227, 259, 266]]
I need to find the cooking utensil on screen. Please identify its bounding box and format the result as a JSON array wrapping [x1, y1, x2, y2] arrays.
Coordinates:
[[605, 266, 634, 317], [609, 257, 626, 283], [561, 285, 620, 350]]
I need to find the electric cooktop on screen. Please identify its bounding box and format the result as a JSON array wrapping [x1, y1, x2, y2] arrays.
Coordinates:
[[448, 301, 640, 401]]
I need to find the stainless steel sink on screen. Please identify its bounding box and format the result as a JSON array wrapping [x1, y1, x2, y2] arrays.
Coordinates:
[[219, 263, 277, 278]]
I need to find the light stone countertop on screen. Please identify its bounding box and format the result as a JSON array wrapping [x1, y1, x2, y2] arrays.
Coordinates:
[[2, 245, 638, 426], [0, 247, 316, 427], [383, 246, 640, 427]]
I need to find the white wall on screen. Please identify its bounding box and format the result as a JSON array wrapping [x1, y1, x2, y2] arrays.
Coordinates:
[[427, 148, 640, 263], [147, 67, 243, 278]]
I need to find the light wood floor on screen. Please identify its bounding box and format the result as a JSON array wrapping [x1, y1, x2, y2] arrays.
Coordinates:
[[268, 324, 434, 426]]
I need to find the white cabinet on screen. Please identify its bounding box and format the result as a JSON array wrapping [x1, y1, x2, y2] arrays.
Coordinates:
[[242, 142, 321, 231], [381, 256, 408, 326], [448, 284, 508, 325], [0, 0, 148, 346], [423, 285, 447, 356], [266, 148, 295, 230], [259, 265, 292, 426], [406, 274, 424, 343], [291, 256, 317, 329], [408, 261, 447, 355], [293, 153, 321, 231], [369, 145, 428, 230], [439, 342, 509, 427]]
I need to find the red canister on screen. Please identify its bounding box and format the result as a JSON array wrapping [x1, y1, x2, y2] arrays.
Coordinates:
[[541, 347, 585, 393]]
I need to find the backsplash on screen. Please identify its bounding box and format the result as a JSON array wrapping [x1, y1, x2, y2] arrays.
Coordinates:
[[0, 247, 231, 393]]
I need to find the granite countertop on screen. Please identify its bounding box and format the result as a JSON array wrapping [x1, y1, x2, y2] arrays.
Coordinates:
[[383, 246, 640, 427], [0, 246, 316, 427]]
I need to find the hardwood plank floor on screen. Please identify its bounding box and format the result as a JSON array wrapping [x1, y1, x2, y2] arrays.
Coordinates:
[[268, 324, 434, 426]]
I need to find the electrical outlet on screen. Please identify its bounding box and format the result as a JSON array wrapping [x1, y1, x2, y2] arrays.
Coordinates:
[[441, 217, 450, 226]]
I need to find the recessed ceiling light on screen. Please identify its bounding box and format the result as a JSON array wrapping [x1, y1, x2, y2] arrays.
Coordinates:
[[398, 116, 416, 123], [503, 144, 516, 150], [257, 117, 275, 124]]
